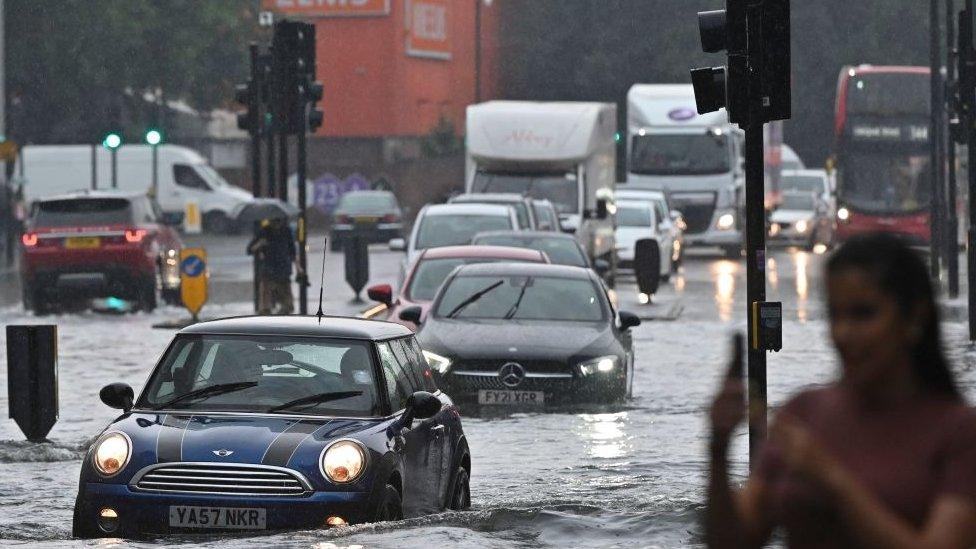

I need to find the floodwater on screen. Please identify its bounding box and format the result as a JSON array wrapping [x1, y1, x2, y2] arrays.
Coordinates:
[[2, 248, 974, 548]]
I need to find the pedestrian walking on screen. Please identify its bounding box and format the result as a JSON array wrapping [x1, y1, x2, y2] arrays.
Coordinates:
[[706, 233, 976, 548], [247, 217, 300, 315]]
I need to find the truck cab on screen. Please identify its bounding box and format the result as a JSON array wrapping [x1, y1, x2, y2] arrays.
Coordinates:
[[626, 85, 744, 257], [465, 101, 618, 284]]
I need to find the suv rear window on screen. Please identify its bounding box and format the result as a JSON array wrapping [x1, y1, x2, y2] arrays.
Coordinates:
[[33, 198, 133, 227]]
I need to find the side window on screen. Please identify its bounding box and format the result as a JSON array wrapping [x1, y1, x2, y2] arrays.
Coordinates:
[[389, 339, 423, 391], [655, 201, 668, 227], [174, 165, 211, 191], [405, 337, 438, 392], [377, 342, 411, 412]]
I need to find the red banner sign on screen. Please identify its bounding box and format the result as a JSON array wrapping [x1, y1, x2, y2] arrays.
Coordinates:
[[262, 0, 390, 18]]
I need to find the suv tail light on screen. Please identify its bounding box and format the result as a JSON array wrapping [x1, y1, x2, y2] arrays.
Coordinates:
[[336, 214, 351, 224], [21, 233, 38, 247], [382, 213, 399, 223], [124, 229, 148, 243]]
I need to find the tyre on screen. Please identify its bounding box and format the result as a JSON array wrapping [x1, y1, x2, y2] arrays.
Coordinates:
[[136, 277, 157, 312], [447, 465, 471, 511], [203, 211, 235, 234], [372, 483, 403, 522], [24, 284, 50, 315]]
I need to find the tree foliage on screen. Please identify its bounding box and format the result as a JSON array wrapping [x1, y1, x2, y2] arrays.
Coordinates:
[[498, 0, 932, 166], [7, 0, 263, 144]]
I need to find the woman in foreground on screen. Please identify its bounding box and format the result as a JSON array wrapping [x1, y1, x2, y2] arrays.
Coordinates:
[[707, 234, 976, 548]]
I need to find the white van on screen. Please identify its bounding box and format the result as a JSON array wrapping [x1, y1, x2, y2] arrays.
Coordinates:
[[18, 145, 254, 232]]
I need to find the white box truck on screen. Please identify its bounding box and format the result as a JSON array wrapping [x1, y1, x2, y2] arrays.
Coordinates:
[[626, 84, 745, 257], [18, 144, 254, 233], [466, 101, 618, 280]]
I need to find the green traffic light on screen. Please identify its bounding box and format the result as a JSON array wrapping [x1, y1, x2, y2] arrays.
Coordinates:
[[103, 133, 123, 150], [145, 129, 162, 146]]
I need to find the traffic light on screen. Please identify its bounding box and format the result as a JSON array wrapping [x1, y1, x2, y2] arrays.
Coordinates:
[[272, 21, 303, 134], [690, 0, 791, 127], [102, 132, 122, 150], [235, 80, 259, 134], [144, 129, 163, 146], [305, 79, 324, 132]]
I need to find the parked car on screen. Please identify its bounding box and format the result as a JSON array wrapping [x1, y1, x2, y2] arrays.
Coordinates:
[[614, 200, 676, 295], [365, 245, 549, 330], [448, 193, 537, 229], [73, 316, 471, 538], [530, 199, 560, 231], [330, 190, 403, 250], [410, 263, 640, 406], [768, 190, 833, 249], [389, 203, 519, 280], [21, 191, 183, 313], [470, 230, 594, 269], [615, 189, 684, 271]]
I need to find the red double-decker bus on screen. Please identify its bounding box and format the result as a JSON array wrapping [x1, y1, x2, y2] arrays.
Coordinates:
[[833, 65, 932, 245]]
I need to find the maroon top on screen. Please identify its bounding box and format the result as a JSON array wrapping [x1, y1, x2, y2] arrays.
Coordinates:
[[757, 385, 976, 548]]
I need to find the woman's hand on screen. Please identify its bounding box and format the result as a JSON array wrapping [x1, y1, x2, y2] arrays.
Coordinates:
[[709, 335, 746, 458]]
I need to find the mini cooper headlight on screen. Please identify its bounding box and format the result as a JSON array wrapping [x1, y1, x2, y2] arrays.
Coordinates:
[[320, 440, 367, 484], [578, 355, 619, 376], [93, 432, 131, 477], [422, 350, 452, 374]]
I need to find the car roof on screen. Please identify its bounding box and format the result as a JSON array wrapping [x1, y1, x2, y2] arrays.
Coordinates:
[[420, 245, 547, 261], [180, 315, 413, 340], [473, 230, 577, 241], [422, 203, 513, 216], [452, 262, 595, 280], [782, 169, 828, 179], [615, 189, 666, 200], [37, 190, 145, 203], [450, 193, 527, 204]]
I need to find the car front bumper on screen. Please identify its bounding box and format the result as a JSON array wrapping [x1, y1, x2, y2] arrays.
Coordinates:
[[438, 368, 626, 405], [75, 482, 371, 537]]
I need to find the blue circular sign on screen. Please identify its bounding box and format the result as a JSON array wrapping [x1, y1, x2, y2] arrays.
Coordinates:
[[181, 255, 206, 277], [668, 108, 697, 122]]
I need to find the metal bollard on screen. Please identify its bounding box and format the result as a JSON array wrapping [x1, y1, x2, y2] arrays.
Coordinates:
[[344, 235, 370, 302], [6, 325, 58, 442], [634, 239, 660, 297]]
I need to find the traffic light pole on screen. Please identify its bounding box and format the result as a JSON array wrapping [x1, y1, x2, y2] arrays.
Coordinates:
[[110, 148, 117, 189], [948, 0, 961, 298], [744, 121, 768, 464], [962, 0, 976, 340], [279, 135, 289, 203], [297, 112, 309, 315], [932, 0, 945, 283]]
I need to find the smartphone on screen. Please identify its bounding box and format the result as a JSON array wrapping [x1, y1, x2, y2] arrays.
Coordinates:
[[727, 333, 744, 380]]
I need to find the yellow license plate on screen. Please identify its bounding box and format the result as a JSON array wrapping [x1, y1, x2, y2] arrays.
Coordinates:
[[64, 236, 101, 249], [353, 216, 379, 223]]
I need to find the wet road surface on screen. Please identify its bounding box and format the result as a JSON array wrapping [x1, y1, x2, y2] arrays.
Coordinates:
[[2, 240, 975, 548]]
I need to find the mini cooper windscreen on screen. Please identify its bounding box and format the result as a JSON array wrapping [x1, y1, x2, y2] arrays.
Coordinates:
[[138, 335, 382, 416]]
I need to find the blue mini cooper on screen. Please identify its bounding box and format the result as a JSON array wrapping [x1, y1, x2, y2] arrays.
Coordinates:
[[73, 316, 471, 538]]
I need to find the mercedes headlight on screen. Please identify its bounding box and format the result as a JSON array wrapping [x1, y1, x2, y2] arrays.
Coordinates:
[[320, 440, 367, 484], [578, 355, 619, 376], [837, 207, 850, 221], [92, 432, 131, 477], [422, 350, 452, 374], [716, 213, 735, 231], [795, 219, 810, 234]]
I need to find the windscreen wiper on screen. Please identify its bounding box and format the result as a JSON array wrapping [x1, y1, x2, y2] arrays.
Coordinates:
[[503, 277, 532, 319], [153, 381, 258, 410], [446, 280, 504, 318], [267, 391, 364, 413]]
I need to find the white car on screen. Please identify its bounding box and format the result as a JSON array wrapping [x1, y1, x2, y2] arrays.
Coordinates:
[[390, 203, 520, 281], [614, 200, 674, 294], [615, 189, 683, 271], [781, 169, 833, 219], [769, 191, 832, 248]]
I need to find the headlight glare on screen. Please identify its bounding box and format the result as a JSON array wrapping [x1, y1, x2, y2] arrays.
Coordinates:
[[837, 207, 850, 221], [320, 440, 367, 484], [93, 432, 131, 477], [578, 355, 619, 376], [422, 350, 452, 374], [716, 213, 735, 230], [795, 219, 809, 234]]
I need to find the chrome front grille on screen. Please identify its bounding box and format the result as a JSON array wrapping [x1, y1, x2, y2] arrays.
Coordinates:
[[132, 463, 311, 497]]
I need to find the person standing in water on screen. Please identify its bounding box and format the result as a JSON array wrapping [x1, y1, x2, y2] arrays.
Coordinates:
[[707, 233, 976, 548]]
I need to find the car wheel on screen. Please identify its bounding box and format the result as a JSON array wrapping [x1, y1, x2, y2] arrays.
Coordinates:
[[25, 285, 50, 315], [373, 483, 403, 522], [136, 277, 157, 312], [447, 465, 471, 511], [203, 211, 235, 234]]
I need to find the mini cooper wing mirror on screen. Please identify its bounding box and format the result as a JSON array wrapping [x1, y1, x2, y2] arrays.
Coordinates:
[[399, 305, 423, 325], [367, 284, 394, 306], [404, 391, 441, 424], [100, 383, 134, 413], [619, 311, 641, 331]]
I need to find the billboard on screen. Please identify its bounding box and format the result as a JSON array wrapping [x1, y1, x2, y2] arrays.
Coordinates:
[[263, 0, 390, 18], [406, 0, 451, 60]]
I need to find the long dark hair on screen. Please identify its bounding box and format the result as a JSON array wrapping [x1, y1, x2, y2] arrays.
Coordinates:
[[826, 233, 960, 399]]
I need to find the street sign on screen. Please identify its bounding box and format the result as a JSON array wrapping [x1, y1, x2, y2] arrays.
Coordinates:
[[180, 248, 208, 319], [184, 202, 202, 234]]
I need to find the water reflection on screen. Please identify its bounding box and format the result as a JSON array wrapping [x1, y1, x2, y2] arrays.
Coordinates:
[[711, 260, 738, 322], [767, 257, 779, 288], [794, 251, 810, 321], [579, 412, 629, 460]]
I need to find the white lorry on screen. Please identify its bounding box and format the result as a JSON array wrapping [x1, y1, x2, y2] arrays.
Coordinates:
[[18, 144, 254, 233], [626, 84, 744, 257], [465, 101, 618, 282]]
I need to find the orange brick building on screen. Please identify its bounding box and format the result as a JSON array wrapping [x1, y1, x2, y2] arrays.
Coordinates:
[[263, 0, 500, 138]]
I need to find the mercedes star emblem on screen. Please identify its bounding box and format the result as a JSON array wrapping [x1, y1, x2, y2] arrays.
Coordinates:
[[212, 449, 234, 457], [498, 362, 526, 388]]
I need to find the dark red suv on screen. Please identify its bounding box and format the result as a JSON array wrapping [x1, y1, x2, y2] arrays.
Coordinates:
[[21, 192, 183, 313]]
